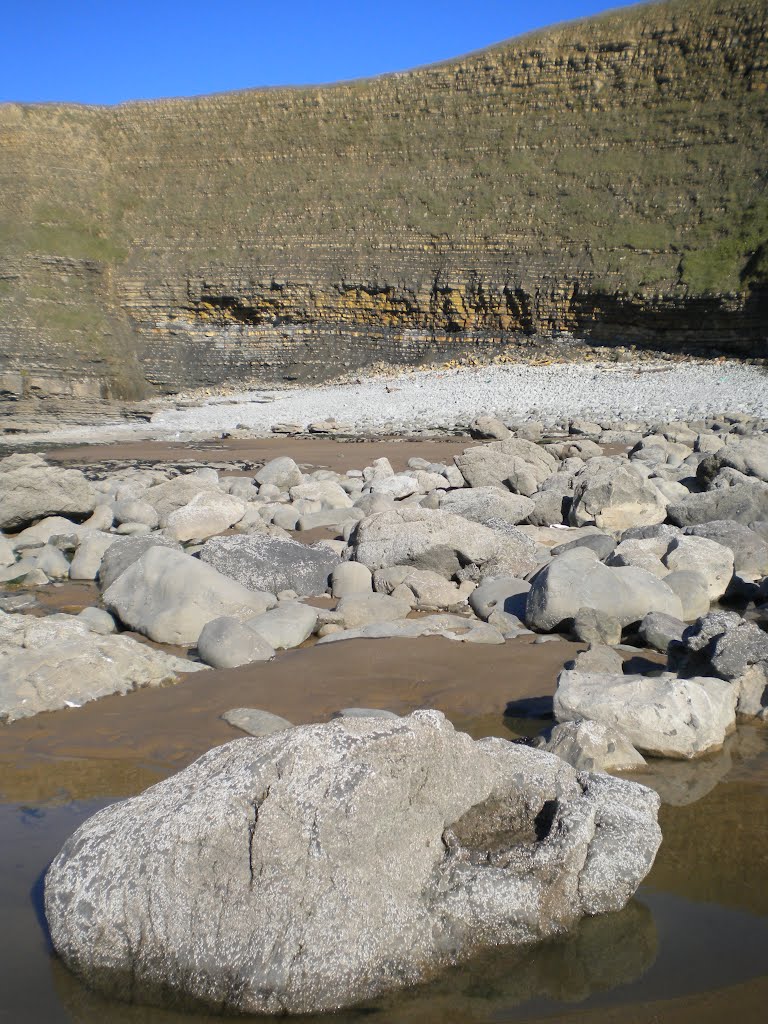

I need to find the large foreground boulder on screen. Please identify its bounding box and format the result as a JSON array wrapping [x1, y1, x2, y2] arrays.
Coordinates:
[[0, 612, 204, 723], [45, 712, 661, 1015], [103, 547, 276, 645], [200, 533, 339, 597], [0, 454, 96, 530], [554, 669, 737, 759]]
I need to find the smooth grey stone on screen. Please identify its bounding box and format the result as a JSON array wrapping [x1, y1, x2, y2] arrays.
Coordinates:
[[469, 577, 530, 621], [76, 607, 118, 635], [221, 708, 292, 736], [331, 708, 401, 720], [197, 616, 275, 668], [246, 603, 317, 650], [538, 720, 646, 772], [98, 534, 182, 592], [638, 612, 686, 654], [551, 533, 615, 560], [0, 454, 95, 530]]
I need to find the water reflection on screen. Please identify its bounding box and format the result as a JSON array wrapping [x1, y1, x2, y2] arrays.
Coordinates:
[[50, 902, 657, 1024]]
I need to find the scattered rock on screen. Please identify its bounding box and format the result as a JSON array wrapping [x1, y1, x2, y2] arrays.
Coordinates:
[[0, 454, 96, 530], [538, 720, 646, 772], [255, 456, 302, 490], [440, 487, 535, 528], [0, 612, 204, 723], [247, 602, 318, 650], [468, 577, 530, 621], [221, 708, 292, 736], [165, 491, 246, 542], [98, 534, 182, 591], [468, 415, 510, 440], [331, 561, 373, 597], [197, 616, 276, 668], [573, 608, 622, 646], [638, 612, 686, 653], [569, 458, 667, 532]]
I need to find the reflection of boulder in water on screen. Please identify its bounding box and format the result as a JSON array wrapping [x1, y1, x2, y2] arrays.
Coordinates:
[[631, 726, 768, 806], [50, 901, 657, 1024], [631, 742, 734, 807]]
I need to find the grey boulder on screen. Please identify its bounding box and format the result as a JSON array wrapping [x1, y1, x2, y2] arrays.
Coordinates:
[[538, 720, 646, 773], [454, 439, 557, 494], [638, 612, 686, 653], [246, 602, 318, 650], [45, 711, 661, 1014], [468, 576, 530, 620], [222, 708, 293, 736], [98, 534, 182, 591], [554, 669, 737, 759], [0, 455, 96, 530], [440, 487, 535, 528], [69, 531, 118, 581], [353, 507, 503, 577], [103, 547, 276, 646], [684, 520, 768, 575], [197, 616, 276, 668], [335, 592, 412, 629], [255, 456, 303, 490], [569, 458, 667, 532], [200, 533, 339, 597], [525, 548, 683, 633], [667, 484, 768, 527]]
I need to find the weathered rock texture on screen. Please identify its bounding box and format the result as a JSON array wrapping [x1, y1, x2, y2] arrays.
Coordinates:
[[2, 0, 767, 397], [45, 712, 661, 1014]]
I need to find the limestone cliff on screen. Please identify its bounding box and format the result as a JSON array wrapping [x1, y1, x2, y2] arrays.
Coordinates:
[[1, 0, 766, 397]]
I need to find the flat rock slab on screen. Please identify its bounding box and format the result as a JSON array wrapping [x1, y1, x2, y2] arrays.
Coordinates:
[[318, 613, 505, 645], [0, 611, 204, 723], [45, 711, 660, 1015], [200, 533, 339, 597]]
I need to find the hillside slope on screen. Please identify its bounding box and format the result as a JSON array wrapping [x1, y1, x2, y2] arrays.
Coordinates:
[[1, 0, 767, 397]]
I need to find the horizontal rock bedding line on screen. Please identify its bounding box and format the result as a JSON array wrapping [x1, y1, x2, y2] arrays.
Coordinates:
[[0, 412, 766, 736]]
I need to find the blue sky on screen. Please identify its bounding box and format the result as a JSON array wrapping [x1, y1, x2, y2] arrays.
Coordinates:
[[1, 1, 645, 105]]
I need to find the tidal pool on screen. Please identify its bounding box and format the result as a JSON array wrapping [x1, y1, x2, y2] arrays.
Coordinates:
[[1, 719, 766, 1024]]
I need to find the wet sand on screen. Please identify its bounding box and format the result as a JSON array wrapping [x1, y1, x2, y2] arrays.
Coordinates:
[[0, 635, 580, 801], [45, 436, 473, 473]]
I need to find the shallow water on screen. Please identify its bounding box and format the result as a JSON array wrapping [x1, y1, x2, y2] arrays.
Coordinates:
[[1, 718, 766, 1024]]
